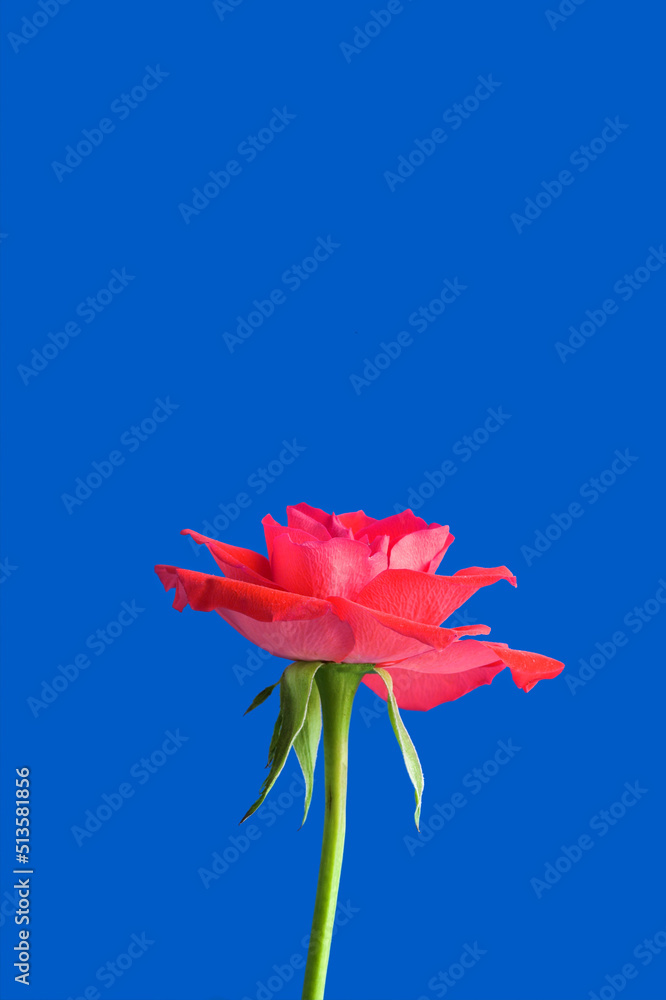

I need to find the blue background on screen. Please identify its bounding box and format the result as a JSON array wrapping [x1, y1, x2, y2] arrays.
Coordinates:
[[2, 2, 665, 998]]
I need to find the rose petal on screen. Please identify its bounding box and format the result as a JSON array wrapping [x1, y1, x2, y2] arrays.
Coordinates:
[[327, 596, 466, 663], [358, 510, 430, 546], [337, 510, 377, 535], [271, 535, 388, 600], [285, 503, 356, 540], [454, 565, 515, 579], [286, 503, 334, 540], [478, 640, 564, 692], [389, 526, 454, 573], [262, 514, 319, 559], [356, 566, 516, 624], [156, 565, 322, 620], [361, 636, 564, 710], [217, 606, 353, 662], [363, 662, 506, 711], [154, 565, 354, 661], [369, 534, 390, 557], [327, 514, 355, 539], [181, 529, 277, 588]]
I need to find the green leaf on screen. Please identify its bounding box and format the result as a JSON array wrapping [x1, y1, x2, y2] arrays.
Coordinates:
[[373, 667, 424, 830], [293, 678, 322, 828], [241, 661, 323, 824], [244, 681, 279, 716]]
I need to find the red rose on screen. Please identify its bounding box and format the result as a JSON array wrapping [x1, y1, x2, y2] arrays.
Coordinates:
[[155, 503, 563, 710]]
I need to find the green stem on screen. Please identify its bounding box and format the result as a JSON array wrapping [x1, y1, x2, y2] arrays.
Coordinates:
[[301, 663, 365, 1000]]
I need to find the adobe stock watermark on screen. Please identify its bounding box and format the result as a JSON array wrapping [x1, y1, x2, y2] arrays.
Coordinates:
[[530, 781, 648, 898], [520, 449, 638, 566], [186, 438, 306, 554], [563, 579, 666, 694], [223, 236, 340, 352], [213, 0, 247, 20], [1, 557, 18, 583], [510, 117, 628, 234], [198, 771, 306, 888], [350, 278, 467, 393], [61, 397, 179, 514], [340, 1, 413, 63], [0, 887, 23, 930], [7, 0, 72, 55], [384, 75, 501, 192], [392, 406, 510, 512], [231, 647, 274, 685], [27, 600, 145, 718], [66, 932, 155, 999], [555, 245, 665, 362], [586, 922, 666, 1000], [179, 107, 296, 224], [51, 67, 169, 181], [405, 739, 521, 856], [240, 900, 359, 1000], [417, 942, 487, 1000], [17, 268, 135, 385], [546, 0, 589, 31], [70, 730, 188, 846]]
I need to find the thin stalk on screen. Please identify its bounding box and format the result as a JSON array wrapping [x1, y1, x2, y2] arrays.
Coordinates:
[[301, 664, 364, 1000]]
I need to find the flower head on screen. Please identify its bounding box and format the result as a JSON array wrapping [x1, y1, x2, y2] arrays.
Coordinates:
[[155, 503, 563, 710]]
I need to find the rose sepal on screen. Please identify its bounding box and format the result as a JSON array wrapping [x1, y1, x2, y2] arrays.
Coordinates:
[[371, 666, 424, 830], [243, 661, 424, 830], [241, 660, 324, 826]]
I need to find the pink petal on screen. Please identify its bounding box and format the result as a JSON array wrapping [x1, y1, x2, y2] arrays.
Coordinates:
[[337, 510, 377, 535], [155, 564, 354, 661], [327, 514, 355, 539], [454, 565, 516, 579], [286, 503, 334, 540], [363, 662, 506, 711], [358, 510, 430, 545], [217, 606, 353, 662], [361, 636, 564, 710], [327, 596, 464, 664], [261, 514, 320, 559], [356, 566, 516, 624], [453, 624, 492, 635], [285, 503, 355, 540], [181, 529, 277, 588], [271, 535, 388, 600], [155, 565, 318, 619], [478, 640, 565, 692], [389, 526, 454, 573], [369, 534, 390, 557]]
